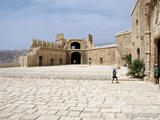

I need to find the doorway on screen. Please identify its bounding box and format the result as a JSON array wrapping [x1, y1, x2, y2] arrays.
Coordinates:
[[50, 58, 54, 65], [71, 52, 81, 64], [39, 56, 43, 66]]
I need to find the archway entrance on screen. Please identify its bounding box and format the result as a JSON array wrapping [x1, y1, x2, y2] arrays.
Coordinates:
[[39, 56, 43, 66], [71, 52, 81, 64]]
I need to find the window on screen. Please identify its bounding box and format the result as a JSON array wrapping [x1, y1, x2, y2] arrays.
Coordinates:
[[137, 48, 140, 59], [136, 19, 138, 25]]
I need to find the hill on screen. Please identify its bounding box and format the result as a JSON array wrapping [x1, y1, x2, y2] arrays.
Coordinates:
[[0, 49, 27, 67]]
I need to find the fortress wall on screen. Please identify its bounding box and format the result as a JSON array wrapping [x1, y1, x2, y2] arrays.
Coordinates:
[[88, 44, 116, 65], [35, 48, 66, 66], [115, 30, 132, 66]]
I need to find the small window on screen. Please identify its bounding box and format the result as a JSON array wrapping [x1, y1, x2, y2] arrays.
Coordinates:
[[137, 48, 140, 59], [136, 19, 138, 25], [100, 58, 103, 64]]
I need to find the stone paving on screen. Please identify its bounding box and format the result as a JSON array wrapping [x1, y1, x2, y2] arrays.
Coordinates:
[[0, 65, 160, 120], [0, 65, 131, 80]]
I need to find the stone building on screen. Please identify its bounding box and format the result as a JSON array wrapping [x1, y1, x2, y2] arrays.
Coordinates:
[[20, 0, 160, 84], [19, 33, 116, 67], [116, 0, 160, 83]]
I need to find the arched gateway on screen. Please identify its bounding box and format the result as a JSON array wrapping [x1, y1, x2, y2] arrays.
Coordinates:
[[71, 52, 81, 64]]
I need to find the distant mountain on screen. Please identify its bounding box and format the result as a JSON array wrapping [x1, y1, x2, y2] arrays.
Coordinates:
[[0, 49, 27, 64]]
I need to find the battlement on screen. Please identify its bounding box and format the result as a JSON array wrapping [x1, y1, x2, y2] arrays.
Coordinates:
[[30, 39, 55, 48], [115, 29, 131, 37], [56, 33, 64, 41], [88, 34, 93, 44]]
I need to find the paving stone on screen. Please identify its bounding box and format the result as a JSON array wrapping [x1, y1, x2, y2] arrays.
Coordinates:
[[37, 115, 60, 120], [82, 118, 104, 120], [9, 113, 24, 120], [69, 107, 84, 111], [47, 110, 58, 115], [20, 114, 40, 120], [56, 110, 68, 116], [67, 111, 81, 117], [60, 116, 82, 120], [84, 107, 99, 112], [0, 66, 160, 120]]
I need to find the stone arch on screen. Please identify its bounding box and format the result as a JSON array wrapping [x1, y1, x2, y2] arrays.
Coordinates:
[[70, 42, 80, 49]]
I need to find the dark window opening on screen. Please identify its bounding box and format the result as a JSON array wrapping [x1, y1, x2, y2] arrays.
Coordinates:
[[137, 48, 140, 59], [70, 42, 80, 49], [136, 19, 138, 25]]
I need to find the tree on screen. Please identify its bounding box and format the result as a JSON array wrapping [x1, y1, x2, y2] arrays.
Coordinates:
[[128, 59, 145, 78], [121, 54, 132, 66]]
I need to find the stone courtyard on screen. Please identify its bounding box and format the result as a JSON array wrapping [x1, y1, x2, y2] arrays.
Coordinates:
[[0, 65, 160, 120]]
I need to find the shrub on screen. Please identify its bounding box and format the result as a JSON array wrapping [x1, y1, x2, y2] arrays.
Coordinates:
[[128, 59, 145, 78], [121, 54, 132, 66]]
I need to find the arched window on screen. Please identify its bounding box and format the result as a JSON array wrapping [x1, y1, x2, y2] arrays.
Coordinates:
[[70, 42, 80, 49]]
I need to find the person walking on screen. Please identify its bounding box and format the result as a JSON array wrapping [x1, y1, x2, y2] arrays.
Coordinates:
[[154, 64, 159, 84], [112, 69, 119, 83]]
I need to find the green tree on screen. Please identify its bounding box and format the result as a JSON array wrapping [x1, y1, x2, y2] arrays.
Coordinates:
[[128, 59, 145, 78], [121, 54, 132, 66]]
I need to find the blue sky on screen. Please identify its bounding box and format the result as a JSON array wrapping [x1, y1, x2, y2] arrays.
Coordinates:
[[0, 0, 135, 50]]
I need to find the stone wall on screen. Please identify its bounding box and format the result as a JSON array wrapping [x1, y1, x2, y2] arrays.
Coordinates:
[[19, 48, 66, 67], [88, 45, 116, 65], [131, 0, 146, 61], [115, 30, 132, 66]]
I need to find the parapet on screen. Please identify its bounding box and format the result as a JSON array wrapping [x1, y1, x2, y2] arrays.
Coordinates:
[[115, 29, 131, 37], [56, 33, 64, 40], [30, 39, 55, 48]]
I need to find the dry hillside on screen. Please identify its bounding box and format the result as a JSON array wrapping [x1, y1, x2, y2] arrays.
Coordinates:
[[0, 49, 27, 67]]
